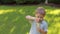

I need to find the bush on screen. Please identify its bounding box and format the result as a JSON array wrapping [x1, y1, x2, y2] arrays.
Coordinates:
[[14, 0, 42, 4], [0, 0, 14, 4], [0, 0, 45, 4], [14, 0, 26, 4], [49, 0, 60, 4], [0, 0, 60, 4]]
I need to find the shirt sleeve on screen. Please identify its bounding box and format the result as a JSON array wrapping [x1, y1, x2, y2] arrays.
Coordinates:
[[43, 23, 48, 32]]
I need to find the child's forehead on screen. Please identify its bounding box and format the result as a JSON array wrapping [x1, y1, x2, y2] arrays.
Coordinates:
[[35, 13, 44, 16], [35, 10, 45, 14]]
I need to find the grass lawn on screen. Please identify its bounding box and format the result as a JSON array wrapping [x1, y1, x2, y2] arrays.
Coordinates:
[[0, 5, 60, 34]]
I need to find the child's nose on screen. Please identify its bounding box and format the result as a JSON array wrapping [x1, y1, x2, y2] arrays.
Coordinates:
[[37, 18, 40, 21], [38, 18, 40, 20]]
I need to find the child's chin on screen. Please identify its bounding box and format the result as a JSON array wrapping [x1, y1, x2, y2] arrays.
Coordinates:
[[39, 20, 42, 22]]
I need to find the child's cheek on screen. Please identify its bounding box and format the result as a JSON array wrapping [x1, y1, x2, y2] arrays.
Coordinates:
[[36, 18, 41, 22]]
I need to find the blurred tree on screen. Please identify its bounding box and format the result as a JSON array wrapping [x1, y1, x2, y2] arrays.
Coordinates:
[[0, 0, 60, 5], [45, 0, 48, 4], [0, 0, 14, 4], [14, 0, 26, 5]]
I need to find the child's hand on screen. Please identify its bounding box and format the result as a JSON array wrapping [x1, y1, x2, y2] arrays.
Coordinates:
[[37, 27, 42, 32], [26, 15, 31, 19], [37, 27, 46, 34]]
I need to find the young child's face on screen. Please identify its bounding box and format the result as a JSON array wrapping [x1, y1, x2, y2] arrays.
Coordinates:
[[35, 13, 44, 22]]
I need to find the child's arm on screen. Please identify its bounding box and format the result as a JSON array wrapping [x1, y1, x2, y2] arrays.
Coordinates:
[[26, 15, 35, 24], [26, 15, 35, 20], [37, 28, 47, 34]]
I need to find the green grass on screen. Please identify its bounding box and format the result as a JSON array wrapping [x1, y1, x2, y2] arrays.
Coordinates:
[[0, 5, 60, 34]]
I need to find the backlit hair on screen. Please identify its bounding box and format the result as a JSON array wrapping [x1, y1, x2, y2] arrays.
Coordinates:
[[35, 7, 46, 16]]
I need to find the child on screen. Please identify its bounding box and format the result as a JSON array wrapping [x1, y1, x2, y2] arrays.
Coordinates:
[[26, 7, 48, 34]]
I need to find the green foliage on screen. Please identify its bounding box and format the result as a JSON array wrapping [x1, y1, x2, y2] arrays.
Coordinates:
[[0, 0, 42, 4], [49, 0, 60, 3], [14, 0, 42, 4], [14, 0, 26, 4], [0, 0, 60, 4], [1, 0, 14, 3]]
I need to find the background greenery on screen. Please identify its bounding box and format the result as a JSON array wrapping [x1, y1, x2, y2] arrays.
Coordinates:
[[0, 0, 60, 4], [0, 5, 60, 34]]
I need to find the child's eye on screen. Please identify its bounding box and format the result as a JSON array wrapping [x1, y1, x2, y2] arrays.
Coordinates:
[[40, 17, 42, 18], [38, 16, 40, 18], [37, 16, 40, 18]]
